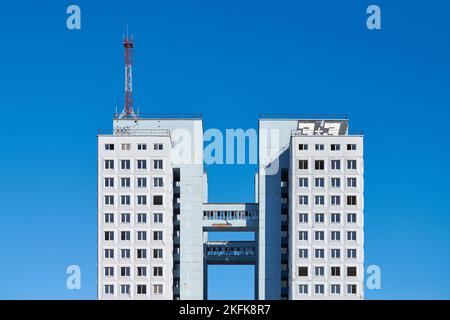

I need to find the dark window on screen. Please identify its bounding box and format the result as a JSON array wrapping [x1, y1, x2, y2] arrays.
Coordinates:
[[299, 160, 308, 170], [347, 267, 357, 277], [298, 267, 308, 277], [315, 160, 324, 170]]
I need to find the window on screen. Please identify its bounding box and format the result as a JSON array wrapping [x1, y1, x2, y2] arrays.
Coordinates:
[[104, 177, 114, 187], [137, 249, 147, 259], [121, 213, 130, 223], [347, 249, 357, 259], [299, 284, 308, 294], [153, 195, 163, 206], [299, 178, 308, 188], [121, 231, 131, 241], [121, 143, 130, 150], [121, 195, 130, 205], [315, 231, 324, 241], [315, 285, 324, 295], [331, 249, 341, 259], [137, 285, 147, 295], [105, 144, 114, 150], [137, 160, 147, 170], [104, 195, 114, 205], [331, 284, 341, 294], [299, 144, 308, 150], [331, 160, 341, 170], [347, 196, 357, 206], [315, 195, 325, 206], [331, 144, 340, 151], [121, 160, 130, 170], [347, 267, 357, 277], [137, 144, 147, 150], [299, 231, 308, 241], [104, 160, 114, 170], [136, 177, 147, 188], [104, 267, 114, 277], [153, 285, 163, 295], [153, 213, 163, 223], [137, 195, 147, 205], [315, 249, 324, 259], [104, 213, 114, 223], [347, 231, 357, 241], [153, 160, 163, 170], [347, 284, 357, 294], [347, 178, 357, 188], [314, 267, 324, 276], [315, 160, 324, 170], [315, 213, 324, 223], [315, 178, 324, 188], [104, 231, 114, 241], [331, 178, 340, 188], [137, 213, 147, 223], [153, 231, 163, 241], [315, 144, 324, 151], [137, 231, 147, 241], [120, 267, 130, 277], [153, 267, 163, 277], [153, 249, 163, 259], [153, 177, 164, 187], [137, 266, 147, 277], [331, 266, 341, 276], [299, 196, 308, 205], [104, 249, 114, 259], [298, 160, 308, 170], [154, 143, 163, 150], [121, 285, 130, 295], [331, 231, 341, 241], [347, 144, 357, 151], [104, 285, 114, 294], [347, 160, 357, 170], [331, 195, 341, 206], [347, 213, 357, 223], [121, 177, 130, 188], [298, 267, 308, 277], [331, 213, 340, 223], [298, 213, 308, 223], [121, 249, 130, 259], [299, 249, 308, 258]]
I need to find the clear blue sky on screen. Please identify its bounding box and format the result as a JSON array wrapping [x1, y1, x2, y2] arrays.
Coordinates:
[[1, 0, 449, 300]]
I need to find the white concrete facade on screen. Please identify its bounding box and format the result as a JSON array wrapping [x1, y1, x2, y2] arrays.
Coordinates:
[[97, 116, 364, 300]]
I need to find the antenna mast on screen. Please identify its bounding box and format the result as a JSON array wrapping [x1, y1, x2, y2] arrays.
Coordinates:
[[119, 32, 137, 119]]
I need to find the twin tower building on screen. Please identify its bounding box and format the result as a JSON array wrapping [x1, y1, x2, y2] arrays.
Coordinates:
[[97, 116, 364, 300]]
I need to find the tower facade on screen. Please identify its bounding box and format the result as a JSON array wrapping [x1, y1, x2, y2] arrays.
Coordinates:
[[97, 116, 364, 300]]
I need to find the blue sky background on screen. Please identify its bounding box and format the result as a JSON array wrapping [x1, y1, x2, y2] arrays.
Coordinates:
[[0, 0, 449, 299]]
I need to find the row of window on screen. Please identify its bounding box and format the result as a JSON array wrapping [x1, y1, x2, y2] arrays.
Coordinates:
[[104, 159, 164, 170], [298, 159, 358, 170], [104, 231, 164, 242], [104, 284, 163, 295], [298, 284, 358, 295], [104, 177, 164, 188], [298, 195, 358, 206], [104, 248, 164, 259], [298, 143, 357, 151], [104, 195, 164, 206], [104, 266, 164, 277], [298, 231, 358, 241], [104, 212, 164, 224], [104, 143, 164, 151], [298, 212, 357, 224], [298, 248, 357, 259], [298, 177, 357, 188], [298, 266, 357, 277]]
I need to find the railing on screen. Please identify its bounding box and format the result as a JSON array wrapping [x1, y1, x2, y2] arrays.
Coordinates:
[[97, 128, 171, 136], [203, 210, 258, 221], [206, 247, 256, 257]]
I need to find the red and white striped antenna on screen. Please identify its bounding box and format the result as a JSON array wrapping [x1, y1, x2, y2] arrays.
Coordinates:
[[119, 25, 137, 119]]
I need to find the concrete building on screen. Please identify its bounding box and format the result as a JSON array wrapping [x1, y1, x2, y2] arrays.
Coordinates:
[[98, 116, 364, 300]]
